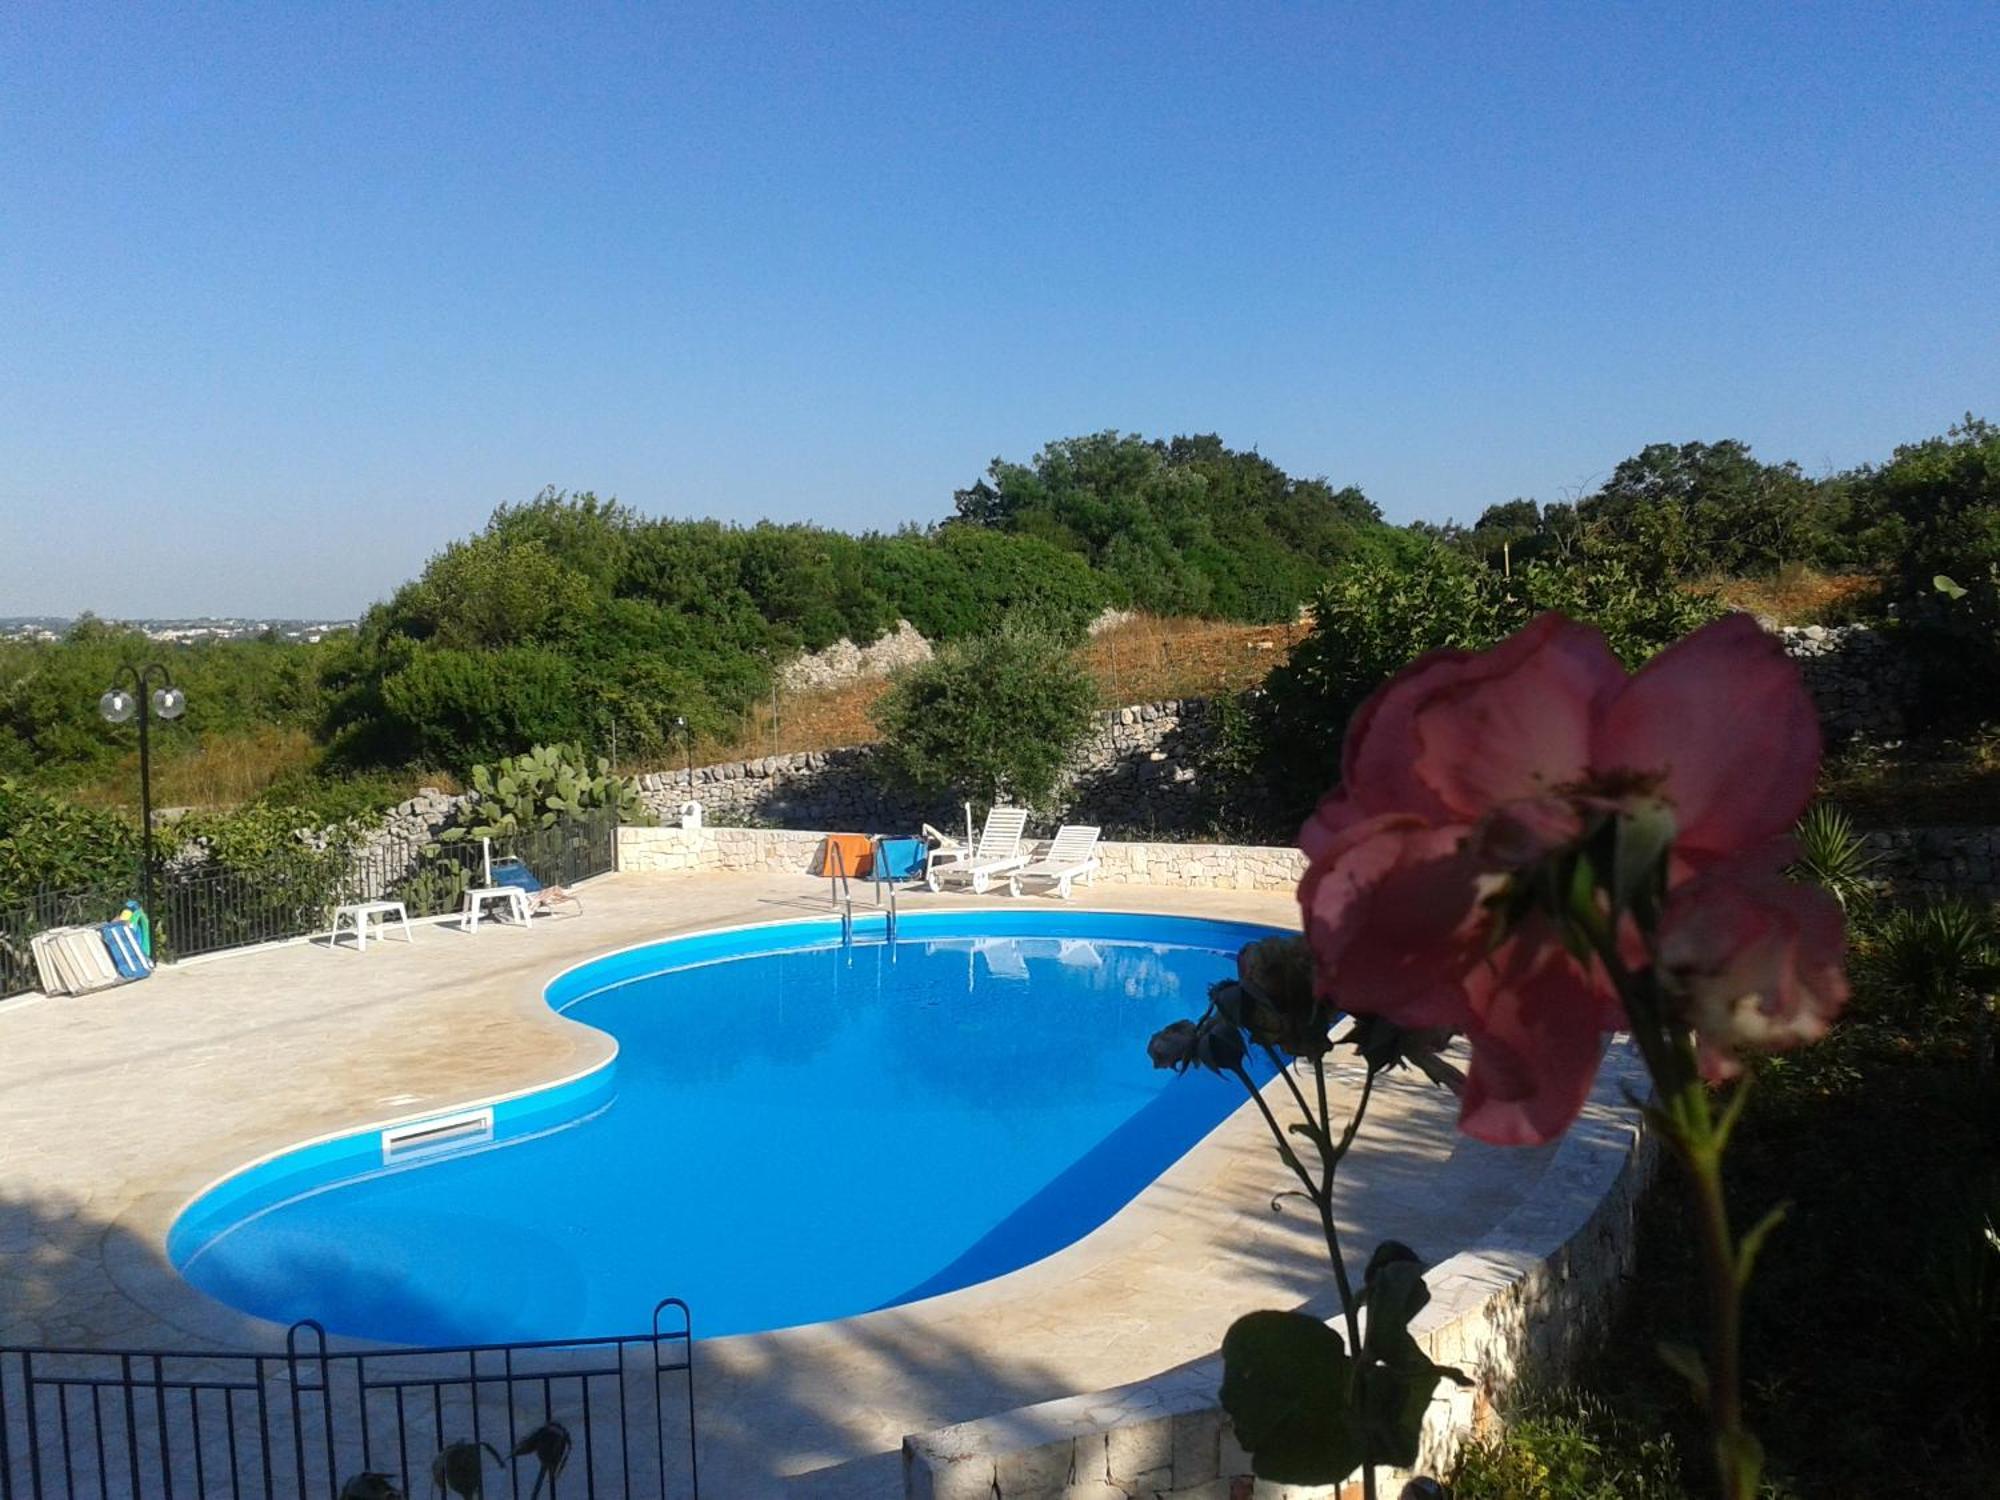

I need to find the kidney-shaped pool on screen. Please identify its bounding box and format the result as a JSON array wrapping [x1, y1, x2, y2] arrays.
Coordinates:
[[169, 910, 1282, 1345]]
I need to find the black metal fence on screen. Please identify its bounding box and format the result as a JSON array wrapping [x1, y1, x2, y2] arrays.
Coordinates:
[[1, 813, 622, 999], [0, 1306, 696, 1500]]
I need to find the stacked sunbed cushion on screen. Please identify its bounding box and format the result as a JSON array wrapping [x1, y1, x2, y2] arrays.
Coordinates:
[[29, 923, 154, 996]]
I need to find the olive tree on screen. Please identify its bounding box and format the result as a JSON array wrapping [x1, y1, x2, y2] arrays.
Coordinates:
[[872, 621, 1096, 808]]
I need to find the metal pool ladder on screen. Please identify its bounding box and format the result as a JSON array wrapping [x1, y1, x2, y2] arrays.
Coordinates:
[[826, 840, 897, 948]]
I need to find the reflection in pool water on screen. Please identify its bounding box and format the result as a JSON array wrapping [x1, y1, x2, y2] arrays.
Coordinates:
[[172, 913, 1280, 1343]]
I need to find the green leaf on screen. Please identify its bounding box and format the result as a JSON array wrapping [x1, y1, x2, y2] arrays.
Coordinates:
[[1934, 573, 1968, 600], [1219, 1310, 1363, 1484], [1734, 1201, 1790, 1288], [1656, 1338, 1709, 1400]]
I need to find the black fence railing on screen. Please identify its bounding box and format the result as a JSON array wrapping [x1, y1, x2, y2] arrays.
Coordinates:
[[1, 812, 623, 999], [0, 1305, 696, 1500]]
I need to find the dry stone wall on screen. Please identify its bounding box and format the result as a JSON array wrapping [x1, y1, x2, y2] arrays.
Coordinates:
[[1862, 825, 2000, 903], [632, 700, 1219, 838], [1774, 623, 1918, 741]]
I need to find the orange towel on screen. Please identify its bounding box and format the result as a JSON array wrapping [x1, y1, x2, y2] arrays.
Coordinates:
[[816, 833, 873, 879]]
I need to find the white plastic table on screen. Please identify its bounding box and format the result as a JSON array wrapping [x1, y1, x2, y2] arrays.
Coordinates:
[[461, 886, 532, 932], [331, 900, 413, 952]]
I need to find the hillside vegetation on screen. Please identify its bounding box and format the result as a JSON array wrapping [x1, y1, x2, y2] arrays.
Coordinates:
[[2, 417, 1995, 831]]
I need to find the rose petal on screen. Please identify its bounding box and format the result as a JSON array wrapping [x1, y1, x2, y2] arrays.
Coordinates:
[[1471, 794, 1590, 869], [1298, 788, 1367, 866], [1338, 647, 1480, 823], [1408, 614, 1626, 817], [1298, 814, 1482, 1028], [1658, 864, 1848, 1079], [1456, 937, 1614, 1146], [1596, 614, 1821, 859]]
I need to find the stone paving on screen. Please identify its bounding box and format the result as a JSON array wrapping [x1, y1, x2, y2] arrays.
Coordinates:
[[0, 873, 1555, 1498]]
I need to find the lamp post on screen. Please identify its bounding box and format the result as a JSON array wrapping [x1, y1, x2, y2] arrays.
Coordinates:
[[99, 664, 187, 914]]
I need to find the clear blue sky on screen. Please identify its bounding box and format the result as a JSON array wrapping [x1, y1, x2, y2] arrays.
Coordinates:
[[3, 2, 1995, 618]]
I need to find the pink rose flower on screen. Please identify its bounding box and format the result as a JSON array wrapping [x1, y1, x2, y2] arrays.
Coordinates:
[[1658, 864, 1849, 1080], [1298, 611, 1837, 1145]]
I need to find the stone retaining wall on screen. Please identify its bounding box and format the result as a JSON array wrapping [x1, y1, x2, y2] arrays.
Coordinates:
[[632, 700, 1217, 838], [1775, 623, 1918, 741], [636, 623, 1924, 844], [1862, 825, 2000, 903], [615, 825, 1307, 892], [903, 1045, 1656, 1500]]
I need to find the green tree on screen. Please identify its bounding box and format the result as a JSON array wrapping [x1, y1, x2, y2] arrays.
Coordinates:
[[375, 646, 586, 769], [1259, 543, 1724, 821], [873, 621, 1097, 807], [1576, 439, 1836, 575], [952, 431, 1385, 621], [376, 535, 596, 650]]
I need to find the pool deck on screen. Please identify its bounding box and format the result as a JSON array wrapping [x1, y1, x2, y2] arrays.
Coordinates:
[[0, 872, 1552, 1498]]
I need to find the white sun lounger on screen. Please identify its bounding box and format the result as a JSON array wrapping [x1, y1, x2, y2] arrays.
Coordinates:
[[1008, 824, 1102, 899], [925, 807, 1030, 894]]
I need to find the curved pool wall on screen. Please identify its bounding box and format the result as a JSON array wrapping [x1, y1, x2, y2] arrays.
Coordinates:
[[169, 910, 1284, 1346]]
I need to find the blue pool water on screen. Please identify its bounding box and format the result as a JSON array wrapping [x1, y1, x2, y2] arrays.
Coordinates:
[[170, 911, 1279, 1345]]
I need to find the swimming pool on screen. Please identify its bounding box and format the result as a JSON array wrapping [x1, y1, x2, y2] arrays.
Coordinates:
[[169, 910, 1282, 1345]]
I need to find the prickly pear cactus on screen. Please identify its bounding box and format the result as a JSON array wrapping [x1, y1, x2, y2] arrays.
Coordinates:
[[440, 743, 648, 842]]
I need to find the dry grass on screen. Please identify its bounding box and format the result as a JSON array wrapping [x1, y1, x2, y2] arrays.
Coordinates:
[[1696, 567, 1885, 626], [682, 680, 894, 766], [1080, 613, 1308, 707], [69, 725, 324, 813], [652, 613, 1308, 772], [69, 726, 460, 815]]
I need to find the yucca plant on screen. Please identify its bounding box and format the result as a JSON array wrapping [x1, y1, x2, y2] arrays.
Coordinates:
[[1791, 803, 1879, 911], [1867, 898, 2000, 1029]]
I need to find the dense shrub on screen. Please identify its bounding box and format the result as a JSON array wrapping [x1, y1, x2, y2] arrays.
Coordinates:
[[0, 621, 341, 784], [1450, 1389, 1689, 1499], [14, 420, 1997, 801], [865, 526, 1109, 642], [1572, 439, 1847, 576], [872, 622, 1097, 807], [0, 779, 138, 903], [1256, 544, 1725, 821], [951, 431, 1386, 621], [372, 646, 587, 769]]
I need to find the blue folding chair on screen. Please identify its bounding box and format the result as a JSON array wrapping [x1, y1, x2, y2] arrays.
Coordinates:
[[489, 856, 583, 917]]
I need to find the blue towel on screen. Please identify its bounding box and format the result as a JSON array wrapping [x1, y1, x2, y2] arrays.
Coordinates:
[[491, 862, 545, 894], [99, 922, 152, 981], [875, 837, 928, 881]]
